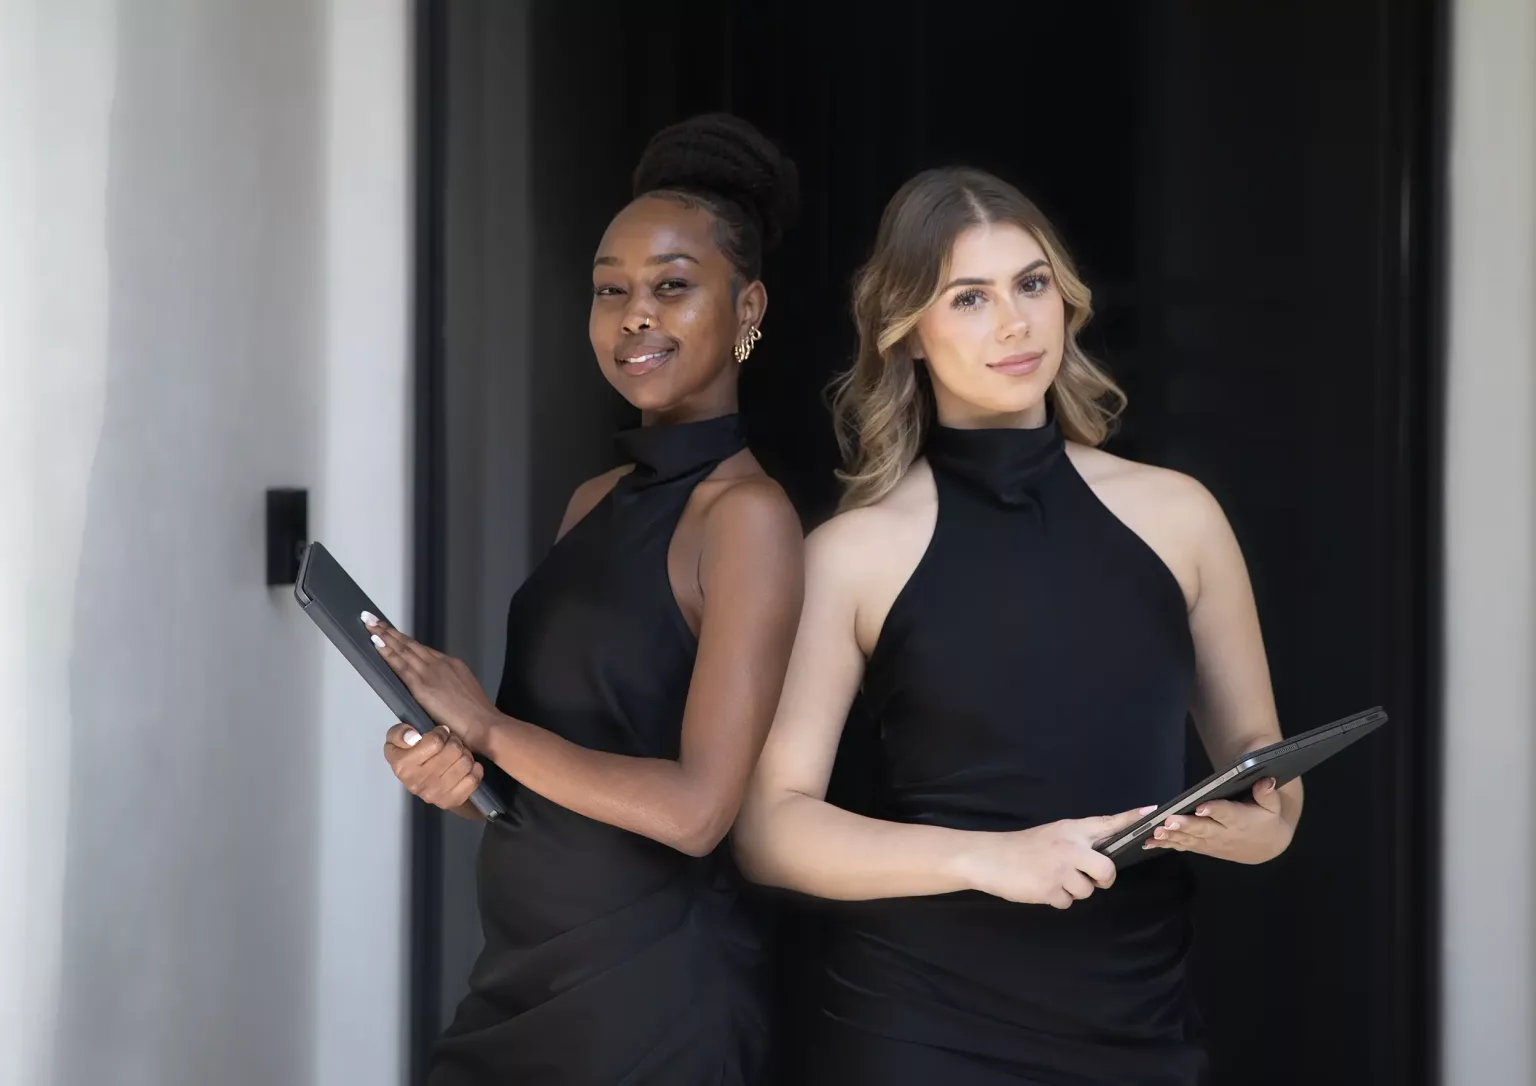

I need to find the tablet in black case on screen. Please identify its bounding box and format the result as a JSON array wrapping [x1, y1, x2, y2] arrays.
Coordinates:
[[1096, 706, 1387, 868], [294, 541, 505, 821]]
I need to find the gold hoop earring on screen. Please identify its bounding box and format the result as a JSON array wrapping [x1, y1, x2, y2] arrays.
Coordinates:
[[734, 325, 762, 364]]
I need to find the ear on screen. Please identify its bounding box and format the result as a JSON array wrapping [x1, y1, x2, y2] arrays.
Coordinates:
[[735, 278, 768, 335]]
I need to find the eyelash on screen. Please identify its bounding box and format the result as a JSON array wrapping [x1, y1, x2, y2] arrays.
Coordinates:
[[591, 279, 691, 299], [951, 272, 1052, 310]]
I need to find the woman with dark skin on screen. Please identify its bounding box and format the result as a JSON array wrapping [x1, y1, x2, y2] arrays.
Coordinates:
[[368, 114, 803, 1086]]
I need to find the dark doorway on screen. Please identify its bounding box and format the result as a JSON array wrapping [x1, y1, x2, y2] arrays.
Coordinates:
[[414, 2, 1444, 1082]]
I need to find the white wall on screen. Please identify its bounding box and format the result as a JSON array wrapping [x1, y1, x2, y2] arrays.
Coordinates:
[[312, 0, 413, 1081], [0, 2, 412, 1085], [0, 4, 121, 1083], [1442, 1, 1536, 1084]]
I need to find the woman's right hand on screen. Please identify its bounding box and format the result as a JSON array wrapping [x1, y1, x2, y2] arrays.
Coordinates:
[[955, 806, 1156, 909], [383, 722, 485, 811]]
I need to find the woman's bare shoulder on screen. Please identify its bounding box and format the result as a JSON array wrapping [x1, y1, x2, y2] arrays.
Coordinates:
[[804, 463, 937, 651], [1067, 443, 1222, 525], [556, 466, 632, 540]]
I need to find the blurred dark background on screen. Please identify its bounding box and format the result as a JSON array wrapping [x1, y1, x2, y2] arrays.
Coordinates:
[[416, 1, 1444, 1083]]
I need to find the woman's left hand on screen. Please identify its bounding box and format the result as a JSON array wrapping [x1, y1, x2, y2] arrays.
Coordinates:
[[1142, 776, 1295, 864], [365, 613, 497, 750]]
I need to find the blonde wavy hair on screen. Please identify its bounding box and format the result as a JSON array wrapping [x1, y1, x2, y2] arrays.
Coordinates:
[[832, 167, 1126, 511]]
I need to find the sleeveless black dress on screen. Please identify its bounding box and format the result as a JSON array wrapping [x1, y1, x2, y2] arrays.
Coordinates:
[[430, 414, 767, 1086], [815, 415, 1206, 1085]]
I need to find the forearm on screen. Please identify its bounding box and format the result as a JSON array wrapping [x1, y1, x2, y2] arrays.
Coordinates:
[[734, 789, 984, 901], [477, 709, 724, 855]]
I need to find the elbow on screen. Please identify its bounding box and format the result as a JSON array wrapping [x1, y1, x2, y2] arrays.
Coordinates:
[[731, 837, 776, 887], [670, 803, 737, 859], [726, 796, 782, 886], [674, 826, 726, 859]]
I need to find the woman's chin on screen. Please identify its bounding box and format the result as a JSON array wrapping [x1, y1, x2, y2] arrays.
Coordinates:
[[608, 366, 734, 418], [613, 377, 690, 416], [937, 388, 1051, 427]]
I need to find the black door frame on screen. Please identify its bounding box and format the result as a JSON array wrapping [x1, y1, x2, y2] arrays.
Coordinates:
[[1378, 1, 1449, 1080], [408, 0, 449, 1081]]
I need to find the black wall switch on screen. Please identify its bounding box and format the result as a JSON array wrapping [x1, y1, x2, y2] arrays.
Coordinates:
[[266, 487, 308, 586]]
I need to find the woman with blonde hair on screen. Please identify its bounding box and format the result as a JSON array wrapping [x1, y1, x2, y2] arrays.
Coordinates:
[[734, 167, 1300, 1084]]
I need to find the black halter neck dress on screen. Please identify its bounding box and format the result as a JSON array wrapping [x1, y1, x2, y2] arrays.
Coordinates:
[[430, 414, 767, 1086], [816, 415, 1206, 1085]]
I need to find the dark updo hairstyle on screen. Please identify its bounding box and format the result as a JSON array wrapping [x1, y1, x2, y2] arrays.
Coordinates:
[[631, 113, 800, 285]]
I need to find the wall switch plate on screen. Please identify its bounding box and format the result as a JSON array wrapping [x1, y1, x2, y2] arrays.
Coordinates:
[[266, 487, 308, 586]]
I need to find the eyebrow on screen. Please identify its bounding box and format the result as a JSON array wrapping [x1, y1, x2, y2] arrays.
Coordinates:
[[592, 251, 701, 269], [940, 258, 1049, 292]]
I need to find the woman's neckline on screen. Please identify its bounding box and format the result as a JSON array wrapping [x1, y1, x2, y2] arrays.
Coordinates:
[[612, 412, 747, 492], [924, 410, 1065, 507]]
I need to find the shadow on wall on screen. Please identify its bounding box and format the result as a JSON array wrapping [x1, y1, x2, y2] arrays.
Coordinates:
[[53, 5, 325, 1085]]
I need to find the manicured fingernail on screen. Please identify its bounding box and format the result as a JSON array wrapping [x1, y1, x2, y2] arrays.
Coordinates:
[[1266, 778, 1278, 791], [371, 634, 385, 649], [1195, 806, 1209, 817], [1166, 820, 1180, 831], [1154, 828, 1167, 840], [361, 611, 379, 627], [1143, 841, 1154, 849], [1140, 805, 1157, 815], [403, 729, 421, 747]]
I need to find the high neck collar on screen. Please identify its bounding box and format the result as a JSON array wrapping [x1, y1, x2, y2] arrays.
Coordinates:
[[924, 410, 1065, 507], [613, 413, 747, 492]]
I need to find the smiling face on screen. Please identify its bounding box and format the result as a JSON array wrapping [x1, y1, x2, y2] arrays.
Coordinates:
[[589, 195, 767, 424], [911, 222, 1066, 428]]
